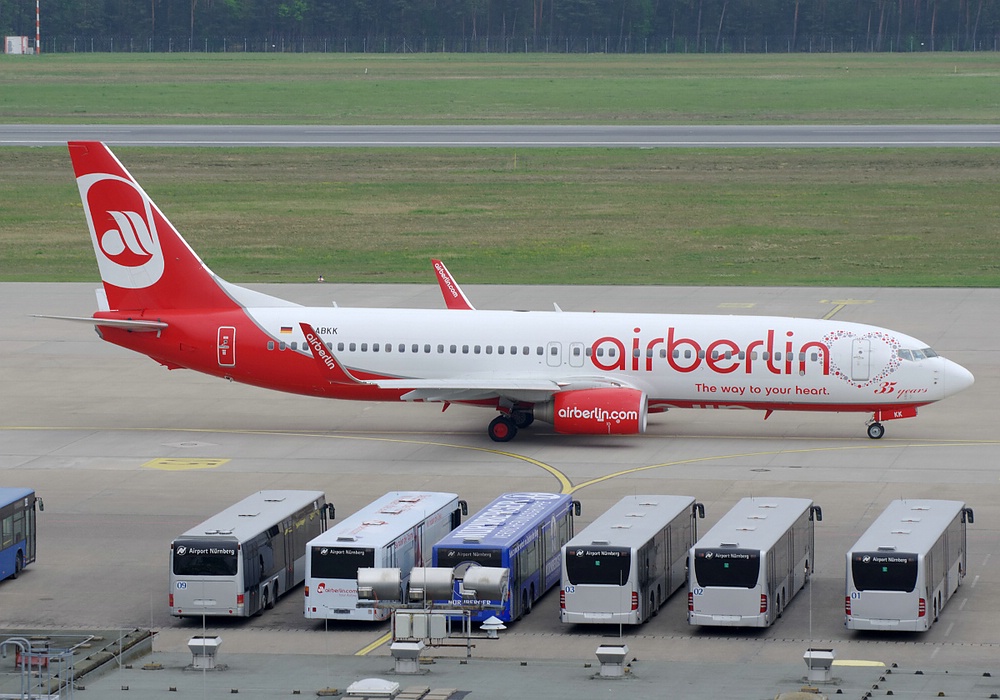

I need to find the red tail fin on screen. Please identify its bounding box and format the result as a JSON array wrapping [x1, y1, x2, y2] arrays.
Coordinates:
[[69, 141, 236, 312]]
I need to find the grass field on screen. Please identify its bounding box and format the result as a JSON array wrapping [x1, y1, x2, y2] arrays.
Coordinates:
[[2, 53, 999, 124], [1, 53, 998, 286]]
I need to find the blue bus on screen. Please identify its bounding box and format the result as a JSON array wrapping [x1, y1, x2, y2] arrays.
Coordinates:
[[0, 488, 42, 582], [432, 492, 580, 622]]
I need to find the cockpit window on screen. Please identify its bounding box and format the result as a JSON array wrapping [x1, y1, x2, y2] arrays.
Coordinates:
[[898, 347, 939, 361]]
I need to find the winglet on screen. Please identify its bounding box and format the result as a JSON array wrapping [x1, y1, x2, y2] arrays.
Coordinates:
[[432, 259, 476, 310], [299, 323, 367, 385]]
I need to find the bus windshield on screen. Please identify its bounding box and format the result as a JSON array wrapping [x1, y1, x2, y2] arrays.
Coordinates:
[[851, 551, 919, 592], [434, 547, 502, 571], [310, 547, 375, 580], [564, 546, 631, 586], [172, 539, 239, 576], [694, 548, 761, 588]]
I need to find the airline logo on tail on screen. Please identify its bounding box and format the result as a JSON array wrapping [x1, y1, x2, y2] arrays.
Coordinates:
[[78, 173, 163, 289]]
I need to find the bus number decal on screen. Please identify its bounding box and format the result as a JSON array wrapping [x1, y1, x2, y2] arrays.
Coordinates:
[[564, 585, 575, 594], [692, 587, 705, 596], [850, 591, 861, 599], [176, 581, 188, 589]]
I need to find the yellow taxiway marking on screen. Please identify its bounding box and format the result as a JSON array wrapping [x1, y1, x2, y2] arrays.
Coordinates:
[[355, 632, 393, 656], [143, 457, 230, 471], [820, 298, 873, 320], [833, 659, 886, 667]]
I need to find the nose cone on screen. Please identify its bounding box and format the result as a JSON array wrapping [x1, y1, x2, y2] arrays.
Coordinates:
[[943, 358, 975, 397]]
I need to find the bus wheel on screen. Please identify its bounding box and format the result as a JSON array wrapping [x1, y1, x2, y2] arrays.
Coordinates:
[[522, 589, 532, 615], [650, 592, 657, 618], [265, 585, 276, 610], [11, 551, 22, 579]]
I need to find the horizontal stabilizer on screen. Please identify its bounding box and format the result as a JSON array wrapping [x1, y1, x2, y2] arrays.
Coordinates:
[[33, 314, 168, 331]]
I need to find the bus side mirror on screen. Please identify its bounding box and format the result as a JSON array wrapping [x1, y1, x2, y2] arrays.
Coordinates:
[[572, 500, 582, 516], [693, 502, 705, 519], [810, 505, 823, 522], [36, 498, 44, 512], [326, 503, 335, 520], [963, 507, 974, 524], [459, 500, 468, 516]]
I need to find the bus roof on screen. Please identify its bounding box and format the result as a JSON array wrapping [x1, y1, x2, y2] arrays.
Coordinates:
[[694, 497, 815, 552], [849, 499, 968, 554], [175, 490, 326, 542], [433, 493, 572, 550], [307, 492, 459, 550], [565, 495, 695, 549], [0, 487, 34, 507]]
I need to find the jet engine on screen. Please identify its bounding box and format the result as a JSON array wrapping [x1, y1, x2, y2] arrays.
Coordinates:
[[534, 387, 648, 435]]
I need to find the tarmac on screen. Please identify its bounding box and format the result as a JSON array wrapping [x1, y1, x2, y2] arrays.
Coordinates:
[[3, 283, 1000, 700]]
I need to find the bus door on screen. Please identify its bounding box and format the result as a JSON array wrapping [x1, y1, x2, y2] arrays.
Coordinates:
[[767, 552, 777, 622], [27, 501, 36, 563], [243, 545, 262, 614], [282, 522, 295, 592]]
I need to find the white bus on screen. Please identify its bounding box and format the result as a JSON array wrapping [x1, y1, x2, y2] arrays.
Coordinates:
[[560, 495, 704, 625], [170, 490, 330, 617], [688, 497, 822, 628], [305, 492, 465, 621], [845, 499, 973, 632]]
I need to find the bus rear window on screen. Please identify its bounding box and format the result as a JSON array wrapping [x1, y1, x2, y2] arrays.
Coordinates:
[[564, 546, 631, 586], [693, 548, 761, 588], [172, 539, 239, 577], [851, 551, 918, 592], [310, 546, 375, 580]]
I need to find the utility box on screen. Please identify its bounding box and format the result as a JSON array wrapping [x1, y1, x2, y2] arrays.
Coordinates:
[[188, 636, 222, 670], [803, 647, 835, 682], [5, 36, 29, 54], [390, 641, 425, 675], [595, 643, 629, 678]]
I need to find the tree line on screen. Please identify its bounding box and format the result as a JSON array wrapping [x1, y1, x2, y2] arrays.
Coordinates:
[[3, 0, 998, 53]]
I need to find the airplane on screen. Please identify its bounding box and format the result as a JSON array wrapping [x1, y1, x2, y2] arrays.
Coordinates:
[[43, 141, 974, 442]]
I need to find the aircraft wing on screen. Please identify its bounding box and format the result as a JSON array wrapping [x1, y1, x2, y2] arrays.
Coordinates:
[[373, 376, 638, 404]]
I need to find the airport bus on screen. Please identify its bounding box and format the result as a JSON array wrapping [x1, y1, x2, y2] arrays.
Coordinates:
[[170, 490, 330, 617], [845, 499, 973, 632], [433, 492, 580, 622], [304, 491, 466, 621], [688, 497, 822, 628], [560, 495, 705, 625], [0, 488, 42, 583]]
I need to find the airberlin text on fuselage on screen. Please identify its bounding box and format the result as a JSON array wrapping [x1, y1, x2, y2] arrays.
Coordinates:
[[591, 328, 831, 376]]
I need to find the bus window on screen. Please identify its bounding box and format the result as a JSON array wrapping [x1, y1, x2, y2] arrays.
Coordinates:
[[435, 548, 502, 571], [310, 547, 375, 580], [693, 548, 760, 588], [172, 539, 239, 577], [850, 551, 918, 592], [565, 546, 631, 586]]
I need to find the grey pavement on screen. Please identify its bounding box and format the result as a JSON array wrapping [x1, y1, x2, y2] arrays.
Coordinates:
[[2, 283, 1000, 699]]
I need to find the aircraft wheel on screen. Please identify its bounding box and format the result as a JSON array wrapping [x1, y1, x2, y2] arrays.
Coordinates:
[[867, 422, 885, 440], [512, 411, 534, 429], [488, 416, 517, 442]]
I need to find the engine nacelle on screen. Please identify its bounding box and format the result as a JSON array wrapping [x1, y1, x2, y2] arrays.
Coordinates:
[[534, 388, 648, 435]]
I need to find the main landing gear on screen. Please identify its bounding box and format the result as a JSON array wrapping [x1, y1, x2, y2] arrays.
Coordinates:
[[488, 410, 534, 442]]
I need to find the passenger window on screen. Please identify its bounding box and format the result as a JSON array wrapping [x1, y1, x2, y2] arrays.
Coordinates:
[[267, 341, 275, 351]]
